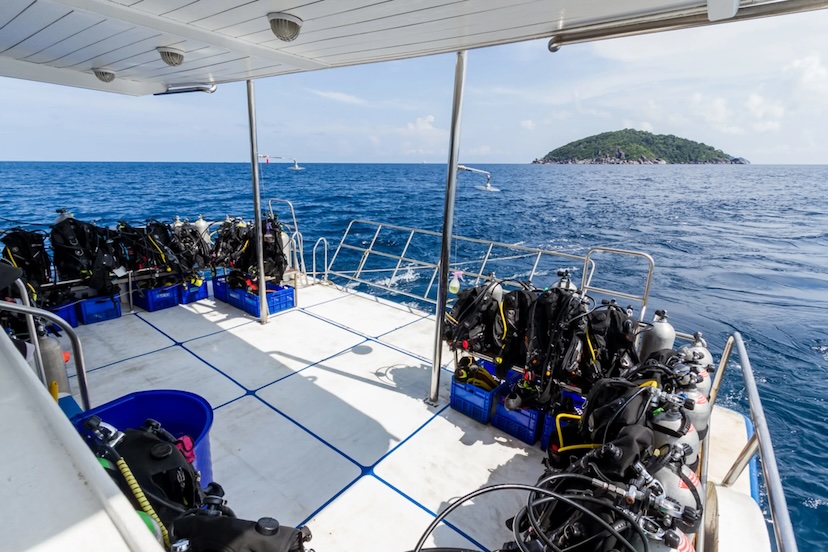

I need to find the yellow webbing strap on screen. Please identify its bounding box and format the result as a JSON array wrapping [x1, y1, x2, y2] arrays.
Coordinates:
[[584, 327, 597, 362], [116, 457, 171, 548], [146, 234, 167, 264]]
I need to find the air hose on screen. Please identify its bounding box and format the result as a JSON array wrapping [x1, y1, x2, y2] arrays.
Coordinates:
[[115, 456, 171, 548]]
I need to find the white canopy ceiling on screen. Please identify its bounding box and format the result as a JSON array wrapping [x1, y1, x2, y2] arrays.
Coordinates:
[[0, 0, 824, 96]]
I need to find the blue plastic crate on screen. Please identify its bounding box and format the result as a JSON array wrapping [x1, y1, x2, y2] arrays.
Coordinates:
[[48, 301, 79, 328], [492, 401, 542, 445], [227, 286, 245, 310], [212, 275, 228, 302], [241, 284, 295, 317], [71, 390, 214, 489], [450, 377, 508, 424], [180, 281, 208, 304], [78, 295, 121, 324], [540, 412, 556, 451], [133, 284, 179, 312]]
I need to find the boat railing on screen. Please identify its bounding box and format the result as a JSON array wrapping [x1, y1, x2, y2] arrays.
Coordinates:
[[320, 220, 654, 312], [699, 332, 797, 552], [0, 297, 91, 411]]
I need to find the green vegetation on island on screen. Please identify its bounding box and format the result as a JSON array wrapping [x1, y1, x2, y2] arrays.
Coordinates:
[[533, 129, 749, 165]]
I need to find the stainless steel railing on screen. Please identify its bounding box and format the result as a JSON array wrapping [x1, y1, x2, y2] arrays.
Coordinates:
[[699, 333, 797, 552], [322, 220, 655, 313], [0, 300, 91, 411]]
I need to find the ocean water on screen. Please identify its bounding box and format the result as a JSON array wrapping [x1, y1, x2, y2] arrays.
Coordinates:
[[2, 161, 827, 548]]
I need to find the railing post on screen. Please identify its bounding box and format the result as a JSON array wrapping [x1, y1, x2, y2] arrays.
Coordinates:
[[733, 332, 798, 552], [722, 433, 760, 487], [429, 50, 467, 404]]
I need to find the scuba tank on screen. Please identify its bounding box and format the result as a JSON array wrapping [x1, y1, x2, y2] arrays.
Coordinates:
[[53, 208, 74, 225], [552, 268, 577, 292], [173, 215, 184, 228], [678, 332, 714, 397], [639, 310, 676, 362], [280, 229, 292, 269], [194, 215, 212, 245], [651, 446, 704, 536], [651, 405, 700, 469], [679, 382, 712, 439], [38, 335, 70, 394]]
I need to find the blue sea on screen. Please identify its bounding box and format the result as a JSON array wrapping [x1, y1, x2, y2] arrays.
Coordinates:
[[2, 161, 827, 548]]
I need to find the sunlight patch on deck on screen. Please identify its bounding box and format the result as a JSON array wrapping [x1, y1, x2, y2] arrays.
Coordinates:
[[304, 292, 427, 338], [132, 299, 253, 342], [185, 310, 365, 390]]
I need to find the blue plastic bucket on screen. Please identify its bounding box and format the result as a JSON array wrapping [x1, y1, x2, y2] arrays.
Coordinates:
[[72, 390, 214, 487]]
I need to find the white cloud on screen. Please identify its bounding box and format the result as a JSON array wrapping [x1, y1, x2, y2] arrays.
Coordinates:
[[309, 89, 366, 105], [787, 55, 828, 96], [406, 115, 437, 132], [753, 121, 781, 132], [520, 119, 536, 130], [746, 94, 785, 119]]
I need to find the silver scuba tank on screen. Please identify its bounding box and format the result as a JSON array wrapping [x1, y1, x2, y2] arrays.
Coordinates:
[[38, 335, 70, 394], [678, 332, 714, 397], [194, 215, 212, 245], [651, 408, 700, 468], [639, 310, 676, 362], [679, 384, 712, 439], [652, 454, 704, 536]]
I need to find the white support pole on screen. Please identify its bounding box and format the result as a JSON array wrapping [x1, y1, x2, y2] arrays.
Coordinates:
[[429, 51, 467, 404], [246, 80, 268, 325]]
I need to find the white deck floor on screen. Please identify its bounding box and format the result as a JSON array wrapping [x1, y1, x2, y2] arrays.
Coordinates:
[[68, 281, 548, 552]]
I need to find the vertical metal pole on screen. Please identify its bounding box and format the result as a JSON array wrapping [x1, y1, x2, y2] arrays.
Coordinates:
[[246, 80, 268, 325], [429, 51, 467, 404]]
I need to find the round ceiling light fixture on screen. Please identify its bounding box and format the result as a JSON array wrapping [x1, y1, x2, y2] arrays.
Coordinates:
[[93, 69, 115, 83], [157, 47, 185, 67], [267, 12, 303, 42]]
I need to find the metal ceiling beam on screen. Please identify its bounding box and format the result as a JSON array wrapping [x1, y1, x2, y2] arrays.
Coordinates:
[[48, 0, 329, 72]]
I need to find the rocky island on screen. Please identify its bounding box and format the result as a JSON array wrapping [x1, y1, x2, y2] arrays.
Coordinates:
[[533, 129, 750, 165]]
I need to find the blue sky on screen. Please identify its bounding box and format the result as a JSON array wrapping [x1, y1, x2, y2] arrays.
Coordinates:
[[2, 9, 828, 164]]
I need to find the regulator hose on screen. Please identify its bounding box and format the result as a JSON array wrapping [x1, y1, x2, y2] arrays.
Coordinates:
[[116, 456, 171, 548]]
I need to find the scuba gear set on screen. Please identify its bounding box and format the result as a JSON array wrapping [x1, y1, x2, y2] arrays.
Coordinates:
[[80, 414, 314, 552]]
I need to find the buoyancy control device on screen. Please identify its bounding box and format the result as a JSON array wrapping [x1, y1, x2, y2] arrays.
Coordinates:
[[50, 217, 118, 294], [1, 228, 52, 297], [81, 415, 314, 552]]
